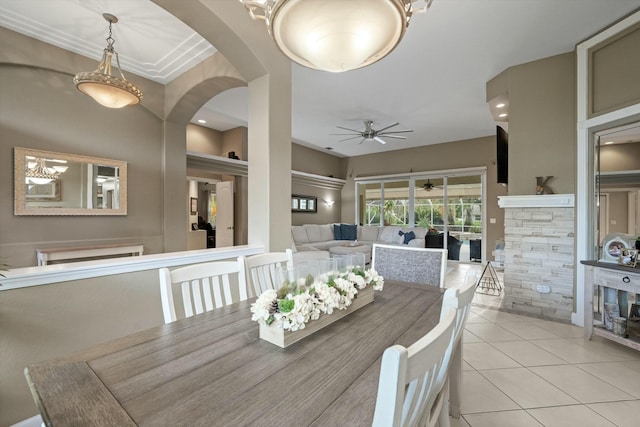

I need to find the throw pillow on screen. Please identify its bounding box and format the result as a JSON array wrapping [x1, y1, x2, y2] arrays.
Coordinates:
[[333, 224, 342, 240], [402, 231, 416, 245], [340, 224, 358, 241]]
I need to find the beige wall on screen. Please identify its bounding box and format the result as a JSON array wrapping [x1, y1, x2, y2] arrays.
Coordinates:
[[606, 192, 630, 233], [292, 144, 348, 179], [591, 23, 640, 116], [0, 270, 164, 425], [186, 124, 224, 155], [291, 184, 343, 226], [600, 141, 640, 171], [342, 136, 508, 257], [291, 144, 346, 225], [507, 53, 577, 195], [0, 64, 166, 268]]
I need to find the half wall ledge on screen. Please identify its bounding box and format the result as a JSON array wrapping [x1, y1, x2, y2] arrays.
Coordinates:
[[0, 245, 264, 290], [498, 194, 575, 208]]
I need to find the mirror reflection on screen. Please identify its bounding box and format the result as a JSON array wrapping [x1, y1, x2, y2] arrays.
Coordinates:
[[594, 122, 640, 259], [14, 147, 127, 215]]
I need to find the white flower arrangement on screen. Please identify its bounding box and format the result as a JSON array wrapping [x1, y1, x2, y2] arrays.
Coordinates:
[[250, 266, 384, 332]]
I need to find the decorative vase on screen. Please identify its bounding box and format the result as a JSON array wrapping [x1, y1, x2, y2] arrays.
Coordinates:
[[259, 286, 374, 348]]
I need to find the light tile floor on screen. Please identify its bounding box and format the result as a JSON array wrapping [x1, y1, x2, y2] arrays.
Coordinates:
[[446, 263, 640, 427]]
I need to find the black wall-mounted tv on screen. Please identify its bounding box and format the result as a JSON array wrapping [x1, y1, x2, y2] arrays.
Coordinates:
[[496, 125, 508, 185]]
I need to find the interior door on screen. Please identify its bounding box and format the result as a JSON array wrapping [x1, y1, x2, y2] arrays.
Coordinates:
[[215, 181, 234, 247]]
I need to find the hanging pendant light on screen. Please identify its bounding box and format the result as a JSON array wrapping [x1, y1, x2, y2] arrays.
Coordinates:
[[239, 0, 433, 73], [25, 158, 59, 184], [73, 13, 142, 108]]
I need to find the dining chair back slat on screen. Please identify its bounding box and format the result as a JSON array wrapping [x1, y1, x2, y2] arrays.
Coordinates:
[[240, 252, 293, 297], [159, 259, 247, 324], [373, 307, 457, 427], [371, 243, 447, 287]]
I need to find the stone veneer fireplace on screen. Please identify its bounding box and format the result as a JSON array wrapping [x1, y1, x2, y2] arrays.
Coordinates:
[[498, 195, 576, 322]]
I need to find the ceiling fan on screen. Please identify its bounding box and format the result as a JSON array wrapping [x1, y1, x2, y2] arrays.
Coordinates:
[[421, 179, 439, 191], [331, 120, 413, 145]]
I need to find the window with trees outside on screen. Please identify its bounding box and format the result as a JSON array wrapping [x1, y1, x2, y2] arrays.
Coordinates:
[[356, 170, 485, 263]]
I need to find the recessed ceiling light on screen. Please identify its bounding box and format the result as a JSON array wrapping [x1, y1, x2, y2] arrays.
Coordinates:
[[604, 141, 615, 145], [496, 103, 505, 108], [498, 113, 508, 118], [197, 119, 206, 124]]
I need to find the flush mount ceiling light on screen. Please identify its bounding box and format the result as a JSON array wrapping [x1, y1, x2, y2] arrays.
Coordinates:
[[239, 0, 433, 72], [73, 13, 142, 108]]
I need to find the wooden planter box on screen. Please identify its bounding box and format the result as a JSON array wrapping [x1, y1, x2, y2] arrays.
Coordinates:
[[259, 286, 375, 348]]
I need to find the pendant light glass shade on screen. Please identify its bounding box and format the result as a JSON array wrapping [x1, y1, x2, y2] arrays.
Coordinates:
[[240, 0, 433, 73], [25, 158, 59, 184], [73, 14, 142, 108]]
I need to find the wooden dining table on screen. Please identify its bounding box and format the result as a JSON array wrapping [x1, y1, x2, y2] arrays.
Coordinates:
[[25, 281, 444, 426]]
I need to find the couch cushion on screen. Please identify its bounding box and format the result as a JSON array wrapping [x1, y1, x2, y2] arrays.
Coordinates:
[[360, 226, 380, 242], [320, 224, 334, 241], [291, 226, 309, 244], [340, 224, 358, 241], [410, 227, 427, 239], [379, 226, 404, 244], [304, 224, 324, 242], [333, 224, 342, 240], [401, 230, 416, 244]]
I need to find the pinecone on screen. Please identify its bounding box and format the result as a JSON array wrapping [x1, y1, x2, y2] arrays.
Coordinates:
[[269, 299, 279, 315]]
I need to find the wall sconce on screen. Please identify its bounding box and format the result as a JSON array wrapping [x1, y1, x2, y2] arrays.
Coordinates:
[[325, 200, 336, 207]]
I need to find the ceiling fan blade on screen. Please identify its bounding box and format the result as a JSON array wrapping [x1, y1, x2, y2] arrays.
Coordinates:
[[373, 136, 387, 145], [338, 135, 365, 142], [330, 133, 361, 136], [379, 135, 407, 139], [378, 129, 414, 135], [375, 122, 400, 133], [336, 125, 364, 133], [358, 138, 366, 144]]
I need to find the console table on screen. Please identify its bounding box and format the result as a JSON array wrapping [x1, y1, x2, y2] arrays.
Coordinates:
[[37, 243, 144, 266], [582, 261, 640, 351]]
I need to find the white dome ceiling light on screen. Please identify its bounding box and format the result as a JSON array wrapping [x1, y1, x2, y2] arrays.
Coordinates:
[[239, 0, 434, 73]]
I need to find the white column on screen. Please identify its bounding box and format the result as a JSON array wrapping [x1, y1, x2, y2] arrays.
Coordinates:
[[247, 69, 292, 251]]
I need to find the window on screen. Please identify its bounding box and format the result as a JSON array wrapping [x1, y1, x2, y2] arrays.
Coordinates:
[[356, 169, 486, 262]]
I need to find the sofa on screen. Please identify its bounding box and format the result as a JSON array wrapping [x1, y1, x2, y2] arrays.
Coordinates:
[[291, 224, 427, 253]]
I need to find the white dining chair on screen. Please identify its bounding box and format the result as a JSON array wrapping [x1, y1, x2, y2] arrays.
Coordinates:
[[239, 251, 293, 297], [445, 271, 478, 418], [158, 259, 247, 324], [372, 306, 457, 427], [371, 243, 448, 287]]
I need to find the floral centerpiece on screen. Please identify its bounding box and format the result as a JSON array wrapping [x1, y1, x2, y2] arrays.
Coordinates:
[[251, 265, 383, 347]]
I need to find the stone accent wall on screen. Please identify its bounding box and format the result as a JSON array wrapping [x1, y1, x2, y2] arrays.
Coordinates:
[[503, 206, 575, 321]]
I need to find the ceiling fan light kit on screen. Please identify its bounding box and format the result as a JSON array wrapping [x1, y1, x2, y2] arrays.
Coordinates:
[[239, 0, 434, 72], [73, 13, 142, 108], [331, 120, 414, 144]]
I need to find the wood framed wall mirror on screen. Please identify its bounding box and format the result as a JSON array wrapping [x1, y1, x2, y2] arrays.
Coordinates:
[[14, 147, 127, 216]]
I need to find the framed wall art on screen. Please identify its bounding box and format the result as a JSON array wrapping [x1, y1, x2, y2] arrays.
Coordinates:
[[190, 197, 198, 215], [292, 195, 317, 213]]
